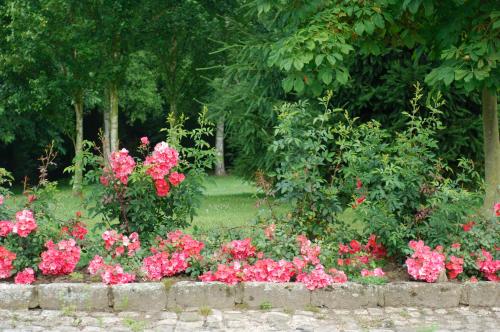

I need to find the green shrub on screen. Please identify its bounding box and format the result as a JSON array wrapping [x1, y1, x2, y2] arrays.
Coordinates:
[[267, 84, 489, 260]]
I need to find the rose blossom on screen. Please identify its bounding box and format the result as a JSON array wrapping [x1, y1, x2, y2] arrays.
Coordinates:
[[462, 221, 475, 232], [494, 203, 500, 217], [297, 235, 320, 265], [145, 142, 179, 180], [109, 148, 135, 185], [222, 238, 256, 260], [88, 255, 105, 275], [71, 223, 88, 240], [140, 136, 150, 145], [405, 240, 445, 283], [476, 249, 500, 281], [329, 268, 348, 283], [13, 209, 37, 237], [168, 172, 185, 186], [361, 268, 385, 277], [0, 221, 13, 237], [445, 255, 464, 280], [15, 268, 36, 284], [296, 264, 333, 290], [0, 246, 16, 279], [155, 178, 170, 197], [39, 239, 81, 276]]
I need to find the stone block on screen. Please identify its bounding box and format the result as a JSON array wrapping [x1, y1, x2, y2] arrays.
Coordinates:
[[242, 282, 310, 309], [383, 282, 461, 308], [311, 282, 379, 309], [38, 283, 110, 311], [171, 281, 242, 309], [460, 282, 500, 307], [0, 284, 38, 309], [112, 283, 167, 311]]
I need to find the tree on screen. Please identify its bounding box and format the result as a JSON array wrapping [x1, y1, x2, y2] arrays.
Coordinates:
[[233, 0, 499, 209], [1, 0, 99, 195], [42, 0, 98, 195], [89, 1, 146, 157], [416, 1, 499, 210]]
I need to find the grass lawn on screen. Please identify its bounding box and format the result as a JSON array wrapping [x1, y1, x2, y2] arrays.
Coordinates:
[[13, 175, 262, 232], [192, 176, 260, 231]]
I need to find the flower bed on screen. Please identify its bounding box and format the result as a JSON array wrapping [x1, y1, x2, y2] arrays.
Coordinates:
[[0, 138, 499, 289]]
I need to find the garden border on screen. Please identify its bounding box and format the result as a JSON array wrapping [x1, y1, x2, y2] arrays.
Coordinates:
[[0, 281, 498, 311]]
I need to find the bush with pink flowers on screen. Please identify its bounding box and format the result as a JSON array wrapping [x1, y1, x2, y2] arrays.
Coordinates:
[[84, 114, 216, 244], [86, 230, 142, 284]]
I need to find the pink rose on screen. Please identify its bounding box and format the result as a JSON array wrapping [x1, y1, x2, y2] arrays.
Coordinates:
[[168, 172, 185, 186], [15, 268, 36, 284]]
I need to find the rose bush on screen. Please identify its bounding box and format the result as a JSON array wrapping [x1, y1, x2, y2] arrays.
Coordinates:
[[83, 112, 216, 245]]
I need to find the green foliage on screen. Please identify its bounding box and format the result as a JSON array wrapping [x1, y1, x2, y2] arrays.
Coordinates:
[[266, 86, 484, 259], [270, 93, 342, 238]]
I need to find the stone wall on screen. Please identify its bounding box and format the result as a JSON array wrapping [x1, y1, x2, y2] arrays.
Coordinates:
[[0, 281, 498, 311]]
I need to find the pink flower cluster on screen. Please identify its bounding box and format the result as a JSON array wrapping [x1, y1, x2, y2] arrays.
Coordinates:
[[199, 236, 349, 290], [476, 249, 499, 282], [200, 259, 295, 285], [142, 251, 189, 280], [297, 265, 333, 290], [61, 222, 88, 241], [88, 255, 136, 285], [145, 142, 179, 180], [0, 246, 16, 279], [144, 142, 184, 196], [39, 239, 81, 276], [155, 230, 204, 257], [15, 268, 35, 284], [329, 268, 348, 283], [110, 148, 136, 185], [222, 238, 256, 261], [297, 235, 320, 265], [0, 210, 38, 238], [0, 220, 13, 237], [494, 203, 500, 217], [142, 231, 203, 280], [361, 268, 385, 277], [102, 230, 140, 257], [405, 240, 445, 283], [445, 256, 464, 280]]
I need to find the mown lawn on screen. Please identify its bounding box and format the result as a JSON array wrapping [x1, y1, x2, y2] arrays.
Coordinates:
[[192, 176, 260, 231], [14, 175, 261, 231]]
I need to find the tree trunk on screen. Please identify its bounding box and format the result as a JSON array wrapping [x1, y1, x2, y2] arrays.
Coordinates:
[[103, 105, 111, 165], [482, 87, 500, 212], [72, 92, 84, 196], [109, 82, 119, 153], [215, 117, 226, 176]]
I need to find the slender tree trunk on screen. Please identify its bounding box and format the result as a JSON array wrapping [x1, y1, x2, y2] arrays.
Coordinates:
[[215, 117, 226, 176], [482, 87, 500, 212], [72, 92, 84, 195], [103, 104, 111, 165], [109, 82, 119, 153]]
